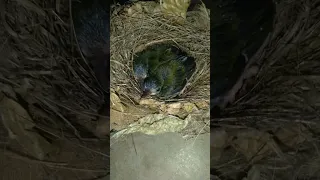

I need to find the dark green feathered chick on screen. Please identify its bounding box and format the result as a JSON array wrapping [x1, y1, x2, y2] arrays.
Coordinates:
[[133, 44, 179, 83], [133, 44, 196, 99], [141, 53, 196, 99]]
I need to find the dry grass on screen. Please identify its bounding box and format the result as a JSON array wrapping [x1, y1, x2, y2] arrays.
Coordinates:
[[0, 0, 106, 137], [0, 0, 108, 179], [212, 0, 320, 179], [218, 0, 320, 126]]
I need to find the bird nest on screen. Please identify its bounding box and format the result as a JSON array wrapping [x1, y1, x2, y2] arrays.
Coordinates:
[[110, 2, 210, 131]]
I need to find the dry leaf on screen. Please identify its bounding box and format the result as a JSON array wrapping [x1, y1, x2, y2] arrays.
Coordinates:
[[211, 129, 228, 162], [166, 102, 182, 115], [183, 102, 198, 113], [0, 82, 16, 100], [195, 100, 209, 109], [160, 0, 190, 22], [110, 93, 125, 112], [231, 130, 274, 162], [274, 124, 310, 148], [139, 98, 163, 108], [95, 117, 109, 138], [0, 93, 55, 160], [112, 114, 189, 137], [243, 165, 278, 180]]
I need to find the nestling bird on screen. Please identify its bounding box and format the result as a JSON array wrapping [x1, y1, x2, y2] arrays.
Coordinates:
[[133, 44, 196, 99], [133, 44, 180, 83], [71, 0, 109, 92], [211, 0, 275, 110], [142, 55, 195, 99]]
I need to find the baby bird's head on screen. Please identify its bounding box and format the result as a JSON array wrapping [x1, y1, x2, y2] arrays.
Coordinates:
[[141, 77, 162, 98], [133, 64, 148, 82]]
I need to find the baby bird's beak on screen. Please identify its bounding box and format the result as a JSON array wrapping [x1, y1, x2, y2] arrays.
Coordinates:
[[141, 90, 151, 98]]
